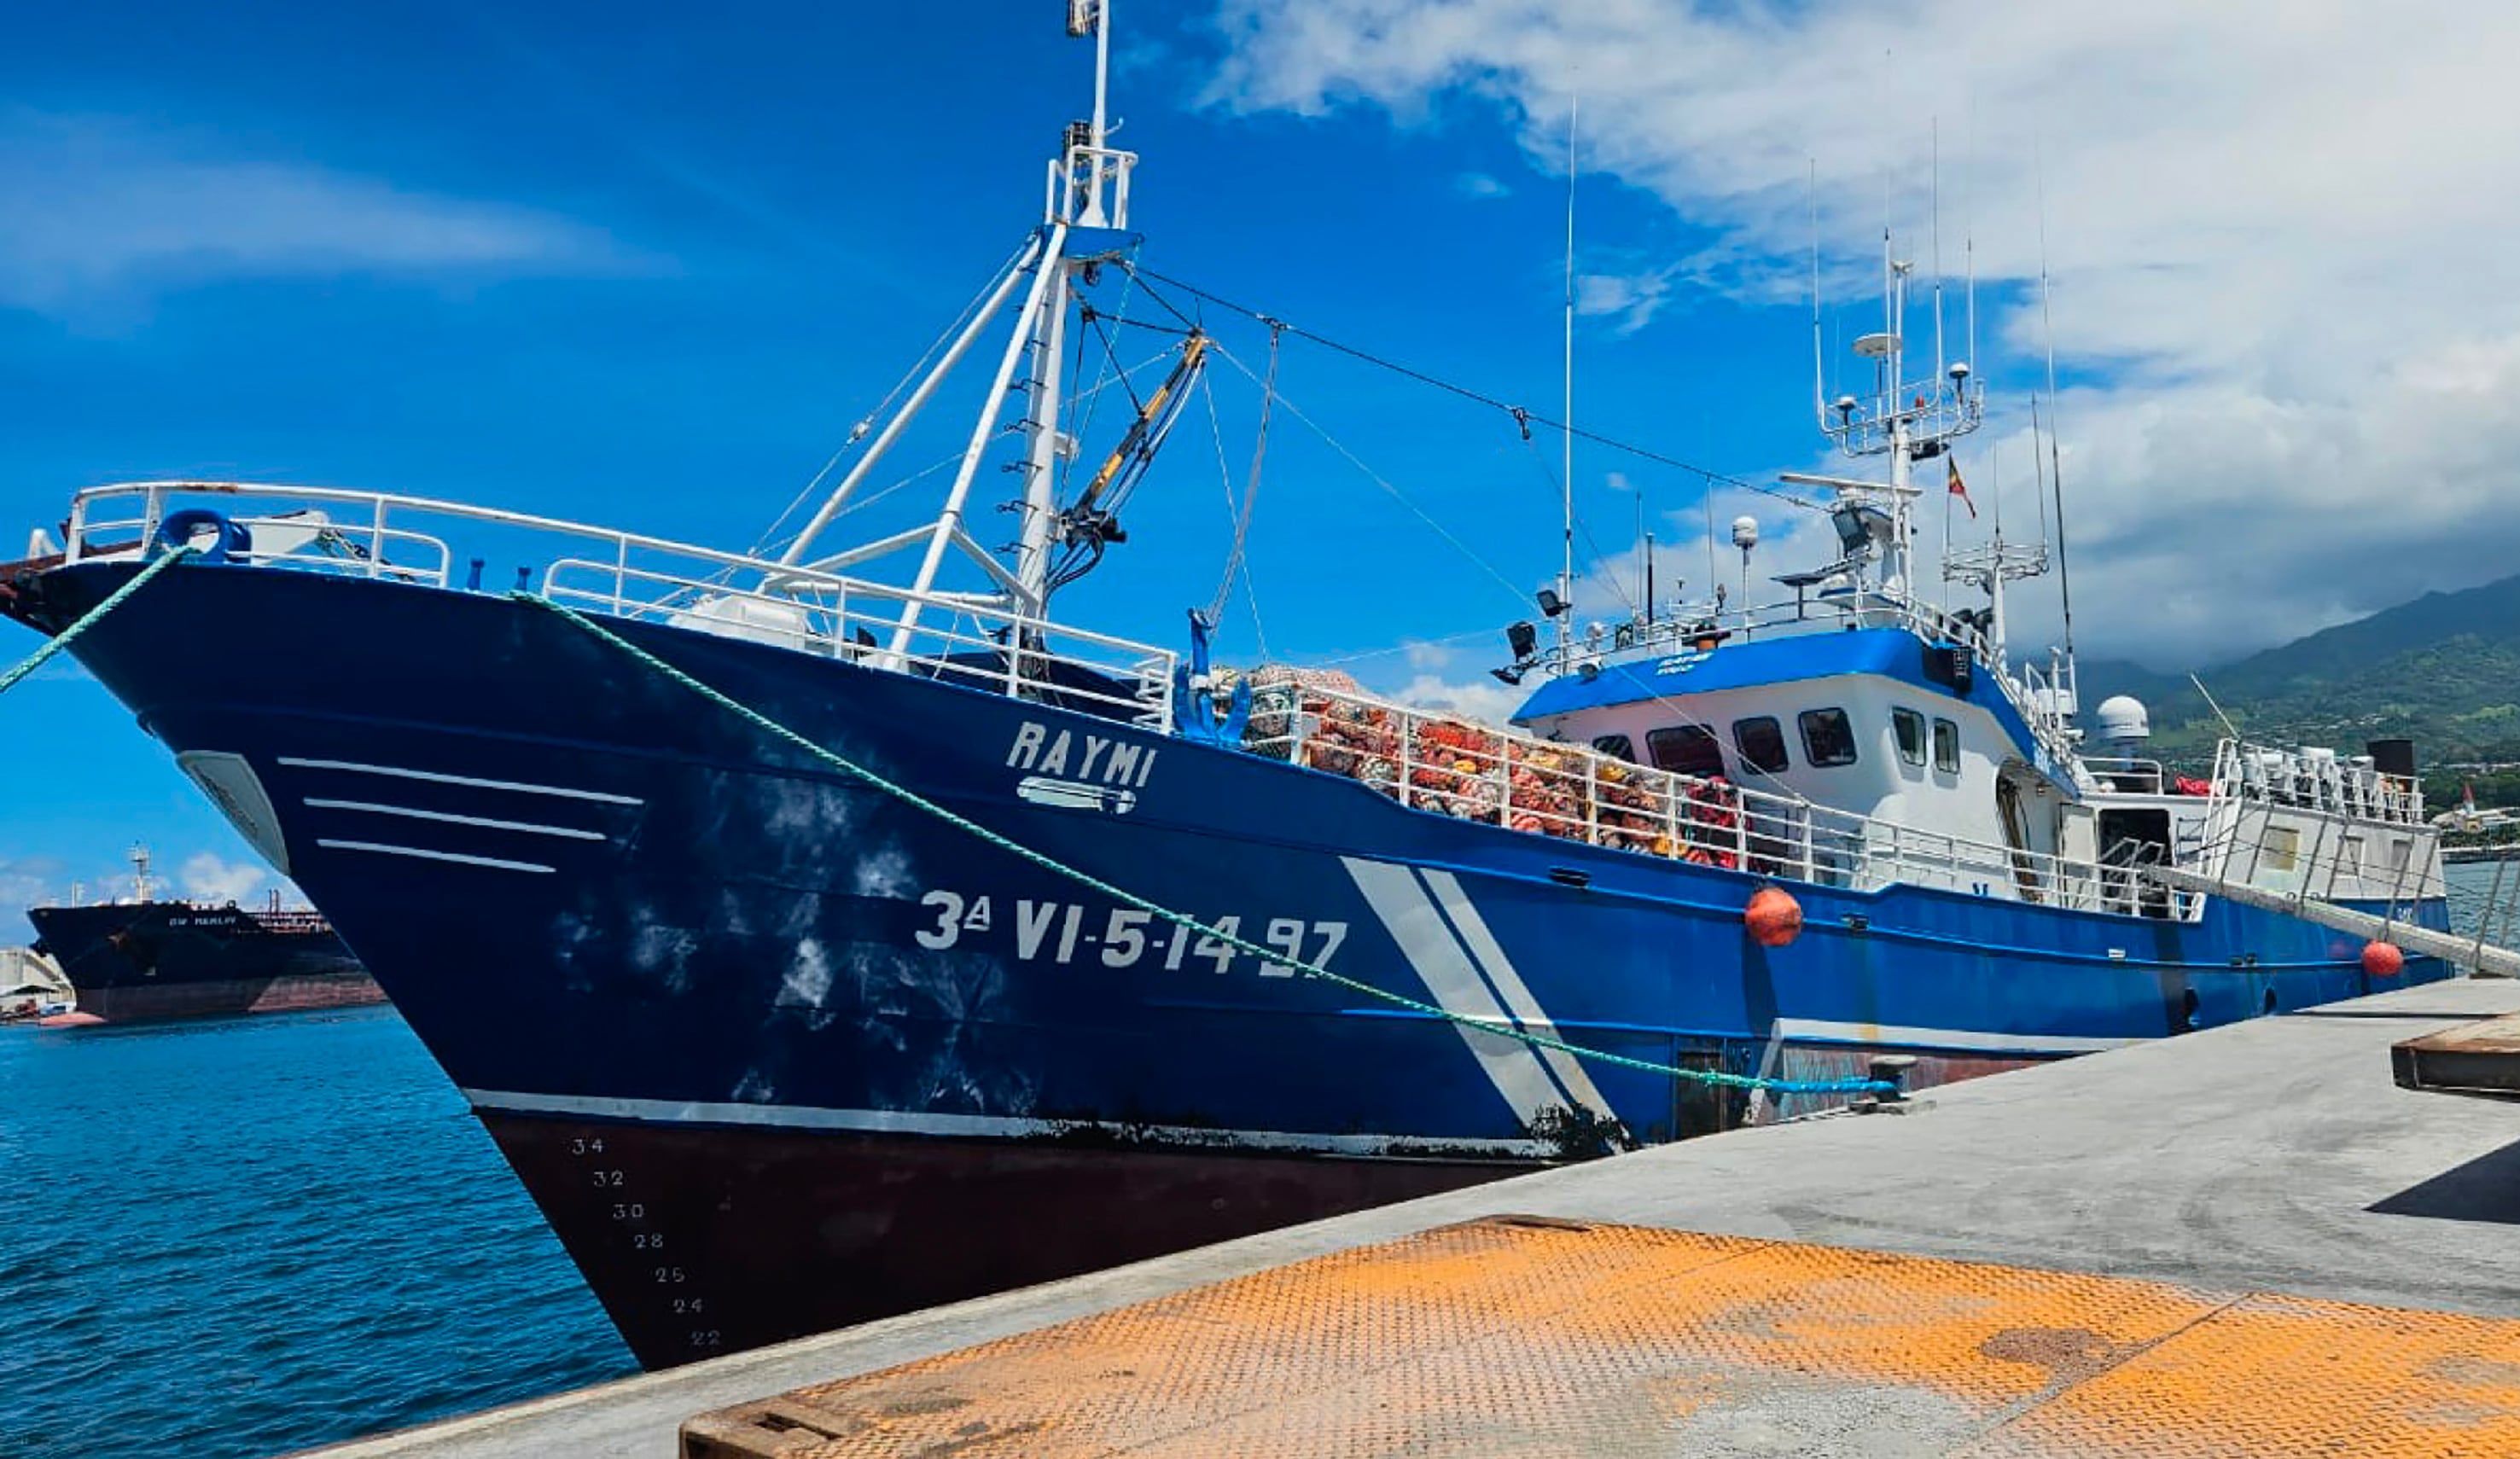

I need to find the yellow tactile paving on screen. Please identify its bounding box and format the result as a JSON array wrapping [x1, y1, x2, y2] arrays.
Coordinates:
[[682, 1218, 2520, 1458], [1969, 1294, 2520, 1458]]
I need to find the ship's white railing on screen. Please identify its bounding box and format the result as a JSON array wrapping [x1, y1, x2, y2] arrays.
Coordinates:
[[61, 481, 1178, 731], [1540, 584, 2079, 767], [541, 558, 1172, 726], [1241, 675, 2202, 917], [2208, 737, 2424, 827], [2081, 753, 2179, 793]]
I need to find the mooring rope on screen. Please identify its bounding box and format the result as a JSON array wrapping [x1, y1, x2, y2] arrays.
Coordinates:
[[0, 546, 196, 698], [519, 590, 1895, 1100]]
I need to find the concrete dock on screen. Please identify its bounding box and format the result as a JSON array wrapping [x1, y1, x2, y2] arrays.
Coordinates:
[[307, 977, 2520, 1457]]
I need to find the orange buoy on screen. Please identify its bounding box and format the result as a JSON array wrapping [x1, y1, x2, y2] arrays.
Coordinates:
[[1745, 886, 1803, 948], [2361, 940, 2407, 979]]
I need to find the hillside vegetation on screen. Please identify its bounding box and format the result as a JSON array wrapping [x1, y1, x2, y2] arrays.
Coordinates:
[[2074, 574, 2520, 806]]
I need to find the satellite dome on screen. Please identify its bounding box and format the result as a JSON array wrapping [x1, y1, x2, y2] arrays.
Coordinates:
[[2094, 695, 2150, 743]]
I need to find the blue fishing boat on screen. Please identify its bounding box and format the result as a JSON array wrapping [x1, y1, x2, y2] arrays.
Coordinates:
[[0, 3, 2451, 1368]]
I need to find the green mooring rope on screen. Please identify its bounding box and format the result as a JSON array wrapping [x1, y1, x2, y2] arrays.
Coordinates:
[[521, 590, 1895, 1099], [0, 546, 197, 698]]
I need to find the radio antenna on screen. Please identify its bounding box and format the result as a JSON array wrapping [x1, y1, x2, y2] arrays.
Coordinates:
[[1559, 90, 1578, 659], [1809, 159, 1825, 427], [2036, 140, 2079, 678], [1931, 118, 1946, 390]]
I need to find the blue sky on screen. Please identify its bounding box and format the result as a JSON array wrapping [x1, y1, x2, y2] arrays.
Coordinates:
[[5, 1, 2514, 911]]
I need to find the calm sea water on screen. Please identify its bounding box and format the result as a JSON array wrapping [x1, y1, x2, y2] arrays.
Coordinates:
[[2447, 856, 2519, 942], [0, 1005, 634, 1459], [3, 866, 2512, 1458]]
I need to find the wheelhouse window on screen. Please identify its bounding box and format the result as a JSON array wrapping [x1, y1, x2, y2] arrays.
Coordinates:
[[1798, 708, 1859, 768], [1931, 717, 1960, 773], [1647, 724, 1726, 777], [1732, 717, 1789, 774], [1592, 734, 1638, 764], [1892, 707, 1927, 766]]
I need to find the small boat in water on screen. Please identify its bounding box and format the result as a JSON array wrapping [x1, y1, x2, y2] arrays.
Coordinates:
[[0, 3, 2454, 1366]]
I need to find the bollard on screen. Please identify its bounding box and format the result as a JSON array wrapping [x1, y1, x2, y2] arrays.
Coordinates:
[[1861, 1054, 1918, 1111]]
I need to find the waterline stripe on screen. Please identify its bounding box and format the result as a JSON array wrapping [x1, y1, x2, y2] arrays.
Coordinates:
[[1772, 1017, 2145, 1055], [457, 1089, 1545, 1159], [315, 839, 556, 875], [278, 756, 643, 805], [302, 798, 607, 840]]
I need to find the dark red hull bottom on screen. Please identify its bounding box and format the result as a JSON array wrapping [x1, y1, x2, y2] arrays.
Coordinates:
[[479, 1114, 1532, 1369], [73, 972, 386, 1023]]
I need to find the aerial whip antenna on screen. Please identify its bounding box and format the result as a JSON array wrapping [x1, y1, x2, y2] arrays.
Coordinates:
[[1931, 118, 1946, 390], [1559, 90, 1579, 660], [2036, 140, 2080, 692], [1809, 160, 1826, 428]]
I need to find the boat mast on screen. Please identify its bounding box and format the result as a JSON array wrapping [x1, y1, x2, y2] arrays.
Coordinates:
[[1010, 0, 1123, 618], [1884, 253, 1912, 595], [1812, 202, 1989, 633], [767, 3, 1138, 658]]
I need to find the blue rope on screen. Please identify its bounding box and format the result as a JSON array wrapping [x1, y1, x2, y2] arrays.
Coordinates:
[[0, 546, 195, 697], [521, 591, 1897, 1100]]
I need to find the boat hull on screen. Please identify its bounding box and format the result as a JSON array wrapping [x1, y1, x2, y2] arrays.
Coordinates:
[[480, 1113, 1523, 1366], [22, 559, 2455, 1363], [26, 901, 381, 1023]]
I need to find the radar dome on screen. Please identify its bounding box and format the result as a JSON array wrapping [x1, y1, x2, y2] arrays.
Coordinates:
[[2094, 695, 2150, 744]]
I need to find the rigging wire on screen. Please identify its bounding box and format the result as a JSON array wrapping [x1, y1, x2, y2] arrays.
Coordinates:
[[1060, 257, 1145, 503], [1204, 323, 1280, 629], [751, 237, 1034, 560], [1122, 264, 1825, 515], [1299, 624, 1501, 667], [1207, 340, 1533, 608], [1193, 368, 1273, 658]]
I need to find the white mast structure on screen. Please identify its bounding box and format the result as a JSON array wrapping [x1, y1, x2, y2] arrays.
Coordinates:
[[769, 1, 1151, 663], [1787, 227, 2055, 671]]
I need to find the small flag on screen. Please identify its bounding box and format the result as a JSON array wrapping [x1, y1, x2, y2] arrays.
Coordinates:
[[1947, 456, 1976, 520]]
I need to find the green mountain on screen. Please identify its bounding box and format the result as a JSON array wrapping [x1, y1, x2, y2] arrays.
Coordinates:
[[2074, 573, 2520, 804]]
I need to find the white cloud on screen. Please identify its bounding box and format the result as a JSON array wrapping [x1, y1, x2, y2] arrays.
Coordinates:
[[0, 111, 643, 322], [1402, 638, 1458, 671], [1455, 170, 1510, 198], [178, 851, 266, 905], [1574, 263, 1679, 334], [1201, 0, 2520, 662], [0, 857, 65, 916], [1391, 670, 1529, 725]]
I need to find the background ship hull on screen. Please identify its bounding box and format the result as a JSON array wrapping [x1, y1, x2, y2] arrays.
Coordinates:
[[28, 560, 2454, 1363], [27, 901, 381, 1023]]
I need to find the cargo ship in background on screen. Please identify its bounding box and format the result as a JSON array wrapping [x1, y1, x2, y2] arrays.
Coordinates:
[[26, 846, 379, 1023]]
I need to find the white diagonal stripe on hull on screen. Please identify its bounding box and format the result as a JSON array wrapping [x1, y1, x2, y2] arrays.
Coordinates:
[[314, 839, 556, 874], [303, 798, 607, 840], [277, 756, 643, 805], [1417, 867, 1616, 1121], [1340, 856, 1563, 1125]]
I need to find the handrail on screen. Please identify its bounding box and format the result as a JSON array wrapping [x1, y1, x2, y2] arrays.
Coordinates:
[[61, 480, 1179, 732], [1239, 672, 2202, 917], [1540, 582, 2077, 770], [2210, 735, 2425, 827]]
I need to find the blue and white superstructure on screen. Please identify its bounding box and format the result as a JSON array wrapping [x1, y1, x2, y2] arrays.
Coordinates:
[[0, 3, 2453, 1369]]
